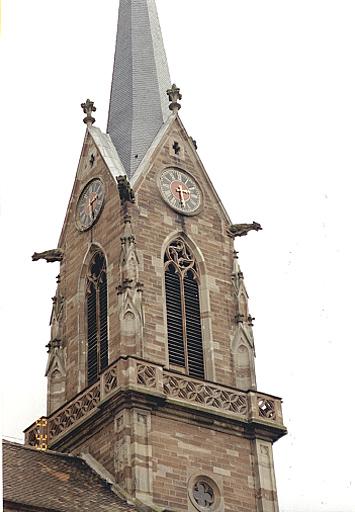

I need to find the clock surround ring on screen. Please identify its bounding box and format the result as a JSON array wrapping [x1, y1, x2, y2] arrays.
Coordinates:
[[76, 177, 106, 232], [157, 167, 203, 216]]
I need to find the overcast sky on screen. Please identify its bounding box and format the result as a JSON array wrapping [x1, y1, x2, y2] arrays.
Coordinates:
[[1, 1, 355, 511]]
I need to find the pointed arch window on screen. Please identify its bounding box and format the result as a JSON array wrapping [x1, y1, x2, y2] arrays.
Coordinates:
[[164, 239, 204, 379], [86, 251, 108, 386]]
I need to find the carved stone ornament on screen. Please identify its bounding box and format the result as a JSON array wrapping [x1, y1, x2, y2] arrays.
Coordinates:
[[231, 250, 256, 390], [188, 475, 222, 512], [32, 248, 64, 263], [116, 175, 135, 205], [193, 481, 215, 508], [81, 98, 96, 126], [117, 215, 144, 353], [227, 221, 262, 238], [49, 287, 65, 342], [165, 238, 197, 276], [167, 83, 182, 112]]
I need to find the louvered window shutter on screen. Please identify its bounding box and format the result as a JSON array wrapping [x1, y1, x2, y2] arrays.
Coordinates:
[[165, 263, 185, 368], [184, 270, 204, 379], [87, 281, 98, 386], [164, 239, 205, 379], [99, 272, 108, 371]]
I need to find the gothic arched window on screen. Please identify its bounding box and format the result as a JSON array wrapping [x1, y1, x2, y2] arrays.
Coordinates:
[[164, 239, 204, 379], [86, 252, 108, 386]]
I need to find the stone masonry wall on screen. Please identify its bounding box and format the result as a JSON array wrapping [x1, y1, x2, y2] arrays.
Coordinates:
[[151, 414, 257, 512], [132, 119, 238, 386], [59, 117, 251, 400], [58, 133, 125, 401]]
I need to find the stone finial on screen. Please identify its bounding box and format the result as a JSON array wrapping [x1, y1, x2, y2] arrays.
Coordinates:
[[81, 99, 96, 126], [167, 84, 182, 112]]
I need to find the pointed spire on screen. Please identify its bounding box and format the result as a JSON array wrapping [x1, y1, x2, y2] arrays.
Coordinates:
[[107, 0, 172, 178]]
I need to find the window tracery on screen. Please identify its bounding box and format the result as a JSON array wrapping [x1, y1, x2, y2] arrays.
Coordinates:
[[86, 251, 108, 386], [164, 238, 204, 379]]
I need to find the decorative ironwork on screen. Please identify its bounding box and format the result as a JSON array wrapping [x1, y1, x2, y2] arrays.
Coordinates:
[[26, 418, 48, 450], [258, 397, 276, 420], [163, 374, 248, 416], [137, 364, 157, 389], [193, 481, 214, 508], [48, 383, 100, 440], [103, 365, 119, 395], [35, 418, 48, 451]]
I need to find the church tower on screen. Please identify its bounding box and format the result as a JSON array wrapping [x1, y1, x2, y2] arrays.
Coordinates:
[[25, 1, 287, 511]]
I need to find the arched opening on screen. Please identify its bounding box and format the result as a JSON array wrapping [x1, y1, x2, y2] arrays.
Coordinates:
[[86, 251, 108, 386], [164, 238, 204, 379]]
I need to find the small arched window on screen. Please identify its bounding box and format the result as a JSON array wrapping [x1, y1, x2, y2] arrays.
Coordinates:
[[86, 252, 108, 386], [164, 239, 204, 379]]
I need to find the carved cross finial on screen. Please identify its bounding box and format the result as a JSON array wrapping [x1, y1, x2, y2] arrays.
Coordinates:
[[81, 99, 96, 126], [167, 84, 182, 113]]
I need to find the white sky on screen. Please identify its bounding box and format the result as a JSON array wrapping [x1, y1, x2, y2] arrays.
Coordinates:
[[1, 1, 355, 511]]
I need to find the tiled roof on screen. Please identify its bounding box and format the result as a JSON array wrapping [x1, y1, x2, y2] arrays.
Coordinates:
[[107, 0, 172, 178], [3, 441, 139, 511]]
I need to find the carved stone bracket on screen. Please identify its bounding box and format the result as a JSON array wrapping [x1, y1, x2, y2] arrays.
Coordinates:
[[227, 222, 262, 238], [32, 248, 64, 263]]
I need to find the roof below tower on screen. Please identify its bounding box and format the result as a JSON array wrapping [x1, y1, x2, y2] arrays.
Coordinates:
[[2, 441, 140, 512], [107, 0, 172, 178]]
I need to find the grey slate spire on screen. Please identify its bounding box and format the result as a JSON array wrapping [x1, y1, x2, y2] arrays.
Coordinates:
[[107, 0, 172, 178]]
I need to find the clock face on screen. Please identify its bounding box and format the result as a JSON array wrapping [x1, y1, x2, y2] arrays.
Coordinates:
[[76, 179, 105, 231], [159, 168, 202, 215]]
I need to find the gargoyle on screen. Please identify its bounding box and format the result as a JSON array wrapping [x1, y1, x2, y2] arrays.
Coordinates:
[[117, 176, 135, 204], [227, 222, 262, 238], [32, 248, 64, 263]]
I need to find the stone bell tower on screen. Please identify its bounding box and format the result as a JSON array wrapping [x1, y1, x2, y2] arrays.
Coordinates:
[[25, 1, 287, 511]]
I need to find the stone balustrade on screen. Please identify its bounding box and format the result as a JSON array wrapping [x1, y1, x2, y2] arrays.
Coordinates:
[[24, 357, 285, 449]]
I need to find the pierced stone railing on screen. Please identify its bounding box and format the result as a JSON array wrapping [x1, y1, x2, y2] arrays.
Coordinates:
[[24, 357, 284, 449], [163, 373, 248, 416]]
